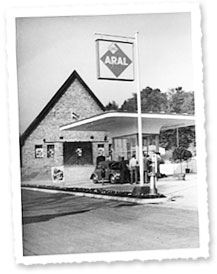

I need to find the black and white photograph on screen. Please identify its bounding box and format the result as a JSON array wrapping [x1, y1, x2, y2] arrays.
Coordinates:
[[6, 1, 209, 265]]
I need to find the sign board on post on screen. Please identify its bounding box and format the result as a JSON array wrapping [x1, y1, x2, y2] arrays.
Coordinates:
[[51, 166, 64, 183], [96, 39, 134, 81]]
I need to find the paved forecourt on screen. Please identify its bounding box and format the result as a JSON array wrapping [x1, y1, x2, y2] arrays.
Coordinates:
[[21, 174, 199, 256]]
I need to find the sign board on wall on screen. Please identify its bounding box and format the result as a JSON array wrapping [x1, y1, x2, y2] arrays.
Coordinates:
[[96, 39, 134, 81]]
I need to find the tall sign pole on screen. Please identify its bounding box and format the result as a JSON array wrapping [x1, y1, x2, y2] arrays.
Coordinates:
[[135, 32, 144, 186], [95, 32, 144, 186]]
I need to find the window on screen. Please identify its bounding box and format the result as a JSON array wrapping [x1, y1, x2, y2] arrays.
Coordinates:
[[47, 144, 55, 158], [35, 145, 43, 158], [98, 144, 104, 148]]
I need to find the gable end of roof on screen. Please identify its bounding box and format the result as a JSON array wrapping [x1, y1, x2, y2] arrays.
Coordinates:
[[20, 70, 105, 146]]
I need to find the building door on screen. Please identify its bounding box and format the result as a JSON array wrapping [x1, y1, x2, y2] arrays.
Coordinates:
[[63, 142, 93, 165]]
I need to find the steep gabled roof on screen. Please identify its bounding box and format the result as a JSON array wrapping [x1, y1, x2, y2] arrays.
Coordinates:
[[20, 70, 105, 146]]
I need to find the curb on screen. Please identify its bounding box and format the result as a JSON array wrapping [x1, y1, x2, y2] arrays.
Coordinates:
[[22, 185, 169, 205]]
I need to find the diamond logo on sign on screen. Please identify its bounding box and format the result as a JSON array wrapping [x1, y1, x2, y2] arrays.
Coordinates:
[[100, 43, 132, 77]]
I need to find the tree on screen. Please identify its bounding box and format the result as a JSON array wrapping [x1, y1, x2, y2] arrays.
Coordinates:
[[180, 92, 195, 114], [160, 126, 195, 151], [159, 129, 177, 150], [173, 146, 192, 162], [120, 87, 168, 113], [105, 100, 119, 111], [120, 93, 137, 112], [173, 146, 193, 178], [178, 126, 196, 148], [119, 86, 194, 114], [140, 87, 168, 112], [167, 87, 194, 114]]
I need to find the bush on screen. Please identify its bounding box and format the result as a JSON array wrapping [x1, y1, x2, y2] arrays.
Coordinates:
[[173, 146, 192, 162]]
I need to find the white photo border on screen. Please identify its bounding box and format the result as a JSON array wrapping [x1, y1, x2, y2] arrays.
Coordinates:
[[6, 2, 209, 265]]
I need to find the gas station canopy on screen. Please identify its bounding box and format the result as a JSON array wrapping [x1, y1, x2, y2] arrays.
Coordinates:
[[60, 111, 195, 138]]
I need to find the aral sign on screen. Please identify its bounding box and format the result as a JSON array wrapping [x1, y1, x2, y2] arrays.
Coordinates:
[[96, 39, 134, 81]]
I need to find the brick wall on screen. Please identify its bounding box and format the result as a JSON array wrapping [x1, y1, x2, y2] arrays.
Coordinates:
[[21, 78, 108, 177]]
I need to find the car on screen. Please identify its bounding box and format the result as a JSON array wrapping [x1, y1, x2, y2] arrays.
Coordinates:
[[90, 160, 122, 184]]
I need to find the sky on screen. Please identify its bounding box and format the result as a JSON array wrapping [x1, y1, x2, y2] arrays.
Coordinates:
[[16, 12, 193, 134]]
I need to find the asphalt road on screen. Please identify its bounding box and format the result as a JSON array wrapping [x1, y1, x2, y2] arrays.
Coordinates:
[[21, 188, 199, 256]]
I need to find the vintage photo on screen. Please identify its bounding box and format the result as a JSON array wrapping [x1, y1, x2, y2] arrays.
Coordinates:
[[7, 3, 208, 264]]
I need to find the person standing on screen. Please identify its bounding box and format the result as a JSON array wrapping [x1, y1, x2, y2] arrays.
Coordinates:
[[101, 165, 106, 185], [155, 152, 161, 179], [129, 154, 138, 184], [143, 153, 149, 183], [75, 147, 82, 165]]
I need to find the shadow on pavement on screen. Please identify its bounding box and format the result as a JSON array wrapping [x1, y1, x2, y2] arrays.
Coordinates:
[[22, 201, 139, 225], [23, 209, 91, 225]]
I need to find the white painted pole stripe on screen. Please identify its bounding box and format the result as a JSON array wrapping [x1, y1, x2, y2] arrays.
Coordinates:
[[135, 32, 144, 186]]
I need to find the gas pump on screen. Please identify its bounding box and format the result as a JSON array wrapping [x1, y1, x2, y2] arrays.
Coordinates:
[[131, 152, 159, 197], [149, 153, 158, 195]]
